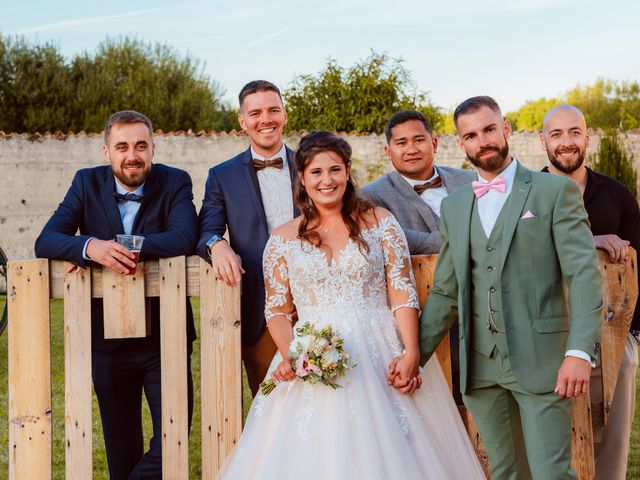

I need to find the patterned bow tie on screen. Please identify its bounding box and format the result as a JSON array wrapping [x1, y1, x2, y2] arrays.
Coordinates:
[[472, 176, 506, 198], [413, 176, 443, 195], [252, 157, 284, 171], [115, 192, 143, 203]]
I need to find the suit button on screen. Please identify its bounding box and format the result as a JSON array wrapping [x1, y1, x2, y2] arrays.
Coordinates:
[[487, 266, 494, 272], [487, 247, 494, 252], [490, 287, 496, 293], [490, 309, 496, 314]]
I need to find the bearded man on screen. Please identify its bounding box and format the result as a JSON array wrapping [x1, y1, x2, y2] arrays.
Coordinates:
[[541, 104, 640, 480], [420, 96, 603, 479]]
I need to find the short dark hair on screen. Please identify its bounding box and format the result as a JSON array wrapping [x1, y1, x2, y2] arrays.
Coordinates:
[[104, 110, 153, 144], [385, 110, 433, 143], [238, 80, 283, 108], [453, 96, 502, 128]]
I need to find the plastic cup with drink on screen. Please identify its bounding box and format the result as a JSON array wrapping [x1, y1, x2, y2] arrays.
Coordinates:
[[115, 234, 145, 275]]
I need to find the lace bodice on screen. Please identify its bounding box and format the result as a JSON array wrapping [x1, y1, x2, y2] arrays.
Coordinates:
[[262, 213, 419, 327]]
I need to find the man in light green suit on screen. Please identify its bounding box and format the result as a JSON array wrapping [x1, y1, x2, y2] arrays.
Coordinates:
[[420, 96, 602, 480]]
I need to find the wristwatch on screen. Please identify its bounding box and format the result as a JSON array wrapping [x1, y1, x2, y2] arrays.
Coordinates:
[[630, 329, 640, 345], [206, 234, 225, 256]]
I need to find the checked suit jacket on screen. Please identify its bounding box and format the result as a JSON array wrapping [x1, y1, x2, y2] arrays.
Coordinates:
[[361, 166, 476, 254]]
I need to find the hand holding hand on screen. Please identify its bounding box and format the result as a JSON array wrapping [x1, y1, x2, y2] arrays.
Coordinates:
[[594, 234, 629, 263], [388, 351, 422, 394], [210, 240, 245, 286], [555, 356, 592, 399], [86, 239, 135, 274], [271, 356, 296, 383]]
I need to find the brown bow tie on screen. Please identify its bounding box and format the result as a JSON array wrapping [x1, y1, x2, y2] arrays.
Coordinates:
[[413, 176, 443, 195], [252, 157, 284, 171]]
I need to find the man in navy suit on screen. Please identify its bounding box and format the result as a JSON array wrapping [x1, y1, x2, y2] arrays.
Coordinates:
[[198, 80, 297, 395], [35, 111, 197, 480]]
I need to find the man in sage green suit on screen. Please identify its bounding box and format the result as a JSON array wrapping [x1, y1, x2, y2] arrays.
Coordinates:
[[420, 97, 602, 480]]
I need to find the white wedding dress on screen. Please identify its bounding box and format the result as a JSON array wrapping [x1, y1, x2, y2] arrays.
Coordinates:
[[219, 213, 485, 479]]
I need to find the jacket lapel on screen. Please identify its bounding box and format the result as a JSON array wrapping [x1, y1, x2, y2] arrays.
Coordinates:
[[499, 162, 532, 271], [100, 168, 125, 235], [241, 147, 268, 229], [388, 171, 440, 230], [286, 146, 300, 217]]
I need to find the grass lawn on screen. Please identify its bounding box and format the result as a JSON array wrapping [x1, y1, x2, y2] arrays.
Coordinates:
[[0, 293, 639, 478]]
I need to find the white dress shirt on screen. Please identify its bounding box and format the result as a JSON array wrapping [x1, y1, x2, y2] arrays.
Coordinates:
[[251, 144, 294, 233], [476, 158, 592, 365], [400, 167, 449, 217]]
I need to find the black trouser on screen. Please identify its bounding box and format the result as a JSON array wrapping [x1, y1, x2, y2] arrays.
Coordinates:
[[92, 341, 193, 480]]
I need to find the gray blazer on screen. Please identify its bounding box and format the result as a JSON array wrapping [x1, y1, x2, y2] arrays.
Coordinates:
[[361, 166, 476, 254]]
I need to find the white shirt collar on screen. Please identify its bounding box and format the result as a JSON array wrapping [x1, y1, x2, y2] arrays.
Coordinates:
[[477, 157, 518, 191], [251, 143, 287, 162], [400, 166, 441, 187]]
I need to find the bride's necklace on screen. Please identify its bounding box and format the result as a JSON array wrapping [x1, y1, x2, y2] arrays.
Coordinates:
[[318, 218, 342, 233]]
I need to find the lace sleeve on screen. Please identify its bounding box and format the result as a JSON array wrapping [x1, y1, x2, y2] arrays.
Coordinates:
[[380, 214, 420, 313], [262, 234, 295, 323]]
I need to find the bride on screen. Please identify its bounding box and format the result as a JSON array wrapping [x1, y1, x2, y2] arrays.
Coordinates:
[[219, 131, 485, 479]]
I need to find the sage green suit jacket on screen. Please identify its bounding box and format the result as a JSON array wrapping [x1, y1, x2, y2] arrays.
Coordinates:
[[420, 162, 603, 394]]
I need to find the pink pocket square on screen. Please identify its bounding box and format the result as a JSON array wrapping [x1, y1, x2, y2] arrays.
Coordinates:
[[521, 210, 535, 219]]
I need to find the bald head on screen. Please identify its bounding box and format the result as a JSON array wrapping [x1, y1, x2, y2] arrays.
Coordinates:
[[540, 104, 589, 175], [542, 104, 587, 135]]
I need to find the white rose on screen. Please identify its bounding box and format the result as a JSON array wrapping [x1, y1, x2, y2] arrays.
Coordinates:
[[321, 348, 340, 365], [289, 335, 313, 357]]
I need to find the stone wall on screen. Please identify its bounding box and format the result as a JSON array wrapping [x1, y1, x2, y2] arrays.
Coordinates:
[[1, 130, 639, 263]]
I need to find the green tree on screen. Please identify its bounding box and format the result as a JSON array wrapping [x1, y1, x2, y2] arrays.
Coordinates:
[[590, 129, 637, 196], [284, 52, 442, 133], [506, 97, 562, 131], [0, 35, 230, 133]]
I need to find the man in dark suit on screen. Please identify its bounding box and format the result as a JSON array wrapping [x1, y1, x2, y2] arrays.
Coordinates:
[[35, 110, 197, 480], [541, 104, 640, 480], [198, 80, 297, 395]]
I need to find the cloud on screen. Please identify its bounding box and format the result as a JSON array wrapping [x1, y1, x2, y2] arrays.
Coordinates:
[[13, 7, 171, 34]]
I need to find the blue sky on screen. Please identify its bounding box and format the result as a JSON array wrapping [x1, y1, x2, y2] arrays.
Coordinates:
[[2, 0, 639, 112]]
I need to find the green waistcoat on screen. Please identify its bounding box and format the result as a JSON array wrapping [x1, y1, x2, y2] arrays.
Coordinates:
[[470, 202, 508, 357]]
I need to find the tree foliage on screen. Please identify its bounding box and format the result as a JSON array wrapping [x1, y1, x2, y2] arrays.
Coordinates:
[[590, 129, 637, 197], [507, 79, 640, 131], [0, 36, 231, 133], [284, 52, 442, 134]]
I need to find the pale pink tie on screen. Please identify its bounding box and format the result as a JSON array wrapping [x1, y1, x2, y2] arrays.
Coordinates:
[[472, 176, 506, 198]]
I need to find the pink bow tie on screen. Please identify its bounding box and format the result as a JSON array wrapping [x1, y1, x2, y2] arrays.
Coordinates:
[[472, 176, 506, 198]]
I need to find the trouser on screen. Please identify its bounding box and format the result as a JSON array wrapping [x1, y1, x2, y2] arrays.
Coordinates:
[[592, 332, 639, 480], [93, 342, 194, 480], [242, 327, 278, 396], [463, 348, 575, 480]]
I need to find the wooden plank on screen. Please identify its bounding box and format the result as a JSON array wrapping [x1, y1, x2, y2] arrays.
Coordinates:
[[102, 264, 147, 338], [63, 265, 93, 479], [572, 393, 595, 480], [200, 259, 242, 478], [8, 259, 52, 480], [459, 406, 492, 479], [411, 255, 452, 390], [597, 249, 637, 427], [159, 257, 189, 479], [49, 256, 202, 299]]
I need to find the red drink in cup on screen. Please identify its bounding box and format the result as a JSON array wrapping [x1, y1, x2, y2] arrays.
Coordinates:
[[115, 235, 145, 275]]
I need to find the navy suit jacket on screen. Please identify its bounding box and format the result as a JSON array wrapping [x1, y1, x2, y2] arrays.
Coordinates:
[[35, 163, 198, 352], [197, 146, 297, 345]]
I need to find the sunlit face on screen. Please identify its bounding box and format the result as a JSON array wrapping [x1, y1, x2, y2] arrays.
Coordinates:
[[102, 122, 154, 191], [238, 90, 288, 157], [456, 106, 511, 173], [299, 151, 350, 210], [541, 108, 589, 174], [385, 119, 438, 180]]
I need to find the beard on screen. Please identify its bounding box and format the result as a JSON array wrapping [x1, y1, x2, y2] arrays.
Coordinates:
[[466, 141, 510, 173], [114, 161, 150, 188], [547, 146, 586, 174]]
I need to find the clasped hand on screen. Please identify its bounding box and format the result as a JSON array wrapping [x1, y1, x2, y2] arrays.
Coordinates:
[[387, 351, 422, 395], [66, 238, 135, 274]]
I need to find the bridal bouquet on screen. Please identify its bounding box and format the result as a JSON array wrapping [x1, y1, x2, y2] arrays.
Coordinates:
[[260, 322, 355, 396]]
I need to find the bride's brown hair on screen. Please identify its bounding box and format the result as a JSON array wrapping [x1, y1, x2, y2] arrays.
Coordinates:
[[294, 131, 376, 252]]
